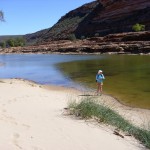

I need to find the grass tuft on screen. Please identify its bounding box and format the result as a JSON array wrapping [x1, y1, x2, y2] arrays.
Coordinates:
[[68, 97, 150, 149]]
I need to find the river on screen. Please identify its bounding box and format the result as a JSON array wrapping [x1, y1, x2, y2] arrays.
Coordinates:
[[0, 54, 149, 109]]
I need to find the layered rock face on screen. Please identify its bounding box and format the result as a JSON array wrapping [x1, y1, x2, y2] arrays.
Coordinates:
[[25, 1, 98, 43], [1, 31, 150, 54], [98, 0, 150, 20], [75, 0, 150, 38], [24, 0, 150, 43]]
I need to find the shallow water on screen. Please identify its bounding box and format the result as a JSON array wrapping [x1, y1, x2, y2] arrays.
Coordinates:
[[0, 54, 149, 109], [57, 55, 150, 109], [0, 54, 98, 88]]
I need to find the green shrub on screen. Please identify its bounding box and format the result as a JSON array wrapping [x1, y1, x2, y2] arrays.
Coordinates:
[[68, 34, 77, 41], [2, 37, 26, 47], [0, 41, 6, 48], [132, 23, 145, 32]]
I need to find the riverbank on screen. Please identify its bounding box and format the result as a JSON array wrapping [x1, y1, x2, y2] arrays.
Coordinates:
[[0, 31, 150, 55], [0, 78, 149, 150]]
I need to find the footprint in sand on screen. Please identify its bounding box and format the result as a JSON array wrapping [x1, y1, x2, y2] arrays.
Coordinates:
[[2, 109, 7, 112], [13, 133, 20, 139], [12, 133, 22, 149], [22, 123, 30, 129], [32, 146, 43, 150]]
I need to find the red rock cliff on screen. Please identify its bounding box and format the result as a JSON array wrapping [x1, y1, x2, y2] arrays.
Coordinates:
[[98, 0, 150, 20], [75, 0, 150, 37], [24, 0, 150, 42]]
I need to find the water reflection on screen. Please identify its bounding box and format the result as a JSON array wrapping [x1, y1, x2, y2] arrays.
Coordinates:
[[0, 54, 99, 87], [57, 55, 150, 109], [0, 54, 149, 109]]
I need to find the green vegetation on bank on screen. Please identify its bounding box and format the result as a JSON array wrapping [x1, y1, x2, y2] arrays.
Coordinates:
[[132, 23, 145, 32], [0, 37, 26, 48], [68, 97, 150, 149]]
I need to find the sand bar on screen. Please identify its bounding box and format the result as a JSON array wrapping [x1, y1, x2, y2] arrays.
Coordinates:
[[0, 79, 149, 150]]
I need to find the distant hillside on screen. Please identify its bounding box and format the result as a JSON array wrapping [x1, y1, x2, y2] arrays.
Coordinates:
[[24, 0, 150, 44], [0, 35, 23, 42], [24, 1, 98, 44]]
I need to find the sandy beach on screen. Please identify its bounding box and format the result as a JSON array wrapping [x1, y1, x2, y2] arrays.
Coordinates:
[[0, 79, 149, 150]]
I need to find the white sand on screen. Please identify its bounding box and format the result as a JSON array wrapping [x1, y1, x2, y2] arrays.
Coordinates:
[[0, 79, 148, 150]]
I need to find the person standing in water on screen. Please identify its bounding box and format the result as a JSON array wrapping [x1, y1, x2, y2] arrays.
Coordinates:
[[96, 70, 105, 95]]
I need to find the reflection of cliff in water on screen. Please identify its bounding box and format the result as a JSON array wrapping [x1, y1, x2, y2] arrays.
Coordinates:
[[58, 55, 150, 109]]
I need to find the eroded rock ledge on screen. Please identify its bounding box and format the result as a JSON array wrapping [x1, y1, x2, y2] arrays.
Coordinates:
[[1, 31, 150, 55]]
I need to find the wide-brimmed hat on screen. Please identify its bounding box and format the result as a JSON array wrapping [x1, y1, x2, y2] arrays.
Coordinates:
[[98, 70, 103, 73]]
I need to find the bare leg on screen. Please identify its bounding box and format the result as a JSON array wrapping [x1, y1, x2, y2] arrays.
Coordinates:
[[96, 83, 103, 95], [97, 83, 101, 95], [100, 84, 103, 95]]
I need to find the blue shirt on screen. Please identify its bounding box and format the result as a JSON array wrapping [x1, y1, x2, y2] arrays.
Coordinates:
[[96, 74, 105, 83]]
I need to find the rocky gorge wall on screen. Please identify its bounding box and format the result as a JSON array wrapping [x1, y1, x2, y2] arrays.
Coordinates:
[[1, 31, 150, 55], [24, 0, 150, 43], [75, 0, 150, 38], [24, 1, 99, 43]]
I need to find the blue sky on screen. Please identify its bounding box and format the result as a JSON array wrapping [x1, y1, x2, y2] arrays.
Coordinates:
[[0, 0, 94, 36]]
